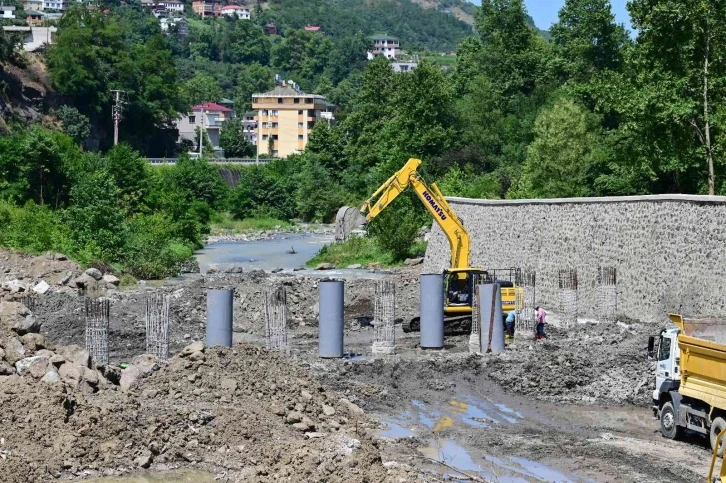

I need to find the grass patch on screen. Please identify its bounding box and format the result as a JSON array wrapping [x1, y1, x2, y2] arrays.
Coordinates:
[[210, 212, 293, 234], [422, 55, 457, 67], [307, 236, 427, 268]]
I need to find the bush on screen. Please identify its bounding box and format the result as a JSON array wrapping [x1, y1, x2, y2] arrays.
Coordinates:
[[0, 201, 64, 253], [366, 193, 425, 261], [122, 214, 195, 279]]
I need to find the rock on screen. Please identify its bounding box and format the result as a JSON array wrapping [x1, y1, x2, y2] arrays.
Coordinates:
[[134, 451, 153, 468], [56, 345, 90, 368], [180, 341, 204, 357], [285, 411, 303, 424], [72, 273, 96, 289], [271, 405, 286, 416], [322, 405, 336, 417], [49, 354, 65, 367], [15, 356, 44, 377], [102, 274, 120, 286], [59, 272, 73, 286], [3, 337, 25, 364], [0, 301, 39, 335], [41, 370, 62, 384], [28, 356, 50, 379], [292, 422, 311, 432], [404, 257, 424, 266], [20, 333, 53, 352], [271, 268, 283, 273], [119, 354, 159, 392], [142, 389, 158, 399], [293, 267, 305, 271], [224, 266, 244, 274], [305, 432, 326, 439], [365, 262, 381, 270], [83, 367, 99, 386], [300, 390, 313, 402], [189, 351, 205, 362], [339, 398, 365, 416], [0, 362, 14, 376], [2, 280, 25, 293], [220, 378, 238, 392], [32, 280, 50, 294], [207, 266, 219, 274], [84, 268, 103, 280], [59, 363, 83, 387], [346, 264, 362, 269], [315, 263, 334, 270]]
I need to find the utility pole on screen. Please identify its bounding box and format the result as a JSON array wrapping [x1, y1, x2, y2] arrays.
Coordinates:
[[110, 90, 125, 146]]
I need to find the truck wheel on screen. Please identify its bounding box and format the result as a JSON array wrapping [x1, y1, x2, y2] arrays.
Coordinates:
[[660, 402, 681, 440], [710, 417, 726, 457]]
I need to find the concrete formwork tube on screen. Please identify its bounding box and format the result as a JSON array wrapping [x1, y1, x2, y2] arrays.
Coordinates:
[[478, 283, 495, 352], [207, 289, 233, 347], [490, 285, 505, 354], [420, 273, 444, 349], [319, 280, 344, 358]]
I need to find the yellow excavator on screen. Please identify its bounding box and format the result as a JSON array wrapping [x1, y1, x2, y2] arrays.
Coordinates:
[[360, 158, 520, 333]]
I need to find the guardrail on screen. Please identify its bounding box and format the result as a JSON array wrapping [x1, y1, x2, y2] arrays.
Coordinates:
[[146, 158, 272, 165]]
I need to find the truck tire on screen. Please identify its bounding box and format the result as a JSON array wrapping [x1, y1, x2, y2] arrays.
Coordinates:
[[711, 417, 726, 457], [660, 402, 682, 440]]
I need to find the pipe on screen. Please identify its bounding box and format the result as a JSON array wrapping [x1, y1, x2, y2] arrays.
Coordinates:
[[319, 280, 344, 358], [420, 273, 444, 349], [478, 283, 504, 354], [206, 289, 233, 347]]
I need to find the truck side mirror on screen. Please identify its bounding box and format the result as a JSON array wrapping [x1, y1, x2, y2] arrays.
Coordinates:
[[647, 336, 656, 360]]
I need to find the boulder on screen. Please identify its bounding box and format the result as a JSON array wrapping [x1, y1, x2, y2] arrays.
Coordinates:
[[322, 404, 336, 417], [41, 370, 62, 384], [346, 264, 362, 270], [15, 355, 49, 378], [180, 341, 204, 357], [403, 257, 424, 266], [59, 363, 84, 387], [56, 345, 91, 368], [0, 362, 14, 376], [32, 280, 51, 294], [0, 301, 40, 335], [2, 280, 25, 293], [119, 354, 159, 392], [84, 268, 103, 281], [103, 274, 120, 286], [20, 333, 53, 352], [59, 272, 73, 286], [220, 378, 238, 393], [224, 266, 244, 274], [3, 337, 26, 364], [315, 263, 335, 271], [72, 273, 96, 289]]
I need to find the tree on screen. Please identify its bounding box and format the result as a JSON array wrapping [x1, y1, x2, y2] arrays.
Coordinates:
[[182, 72, 223, 106], [234, 63, 274, 112], [551, 0, 628, 84], [219, 118, 254, 158], [625, 0, 726, 195], [56, 105, 91, 146], [513, 97, 602, 198], [105, 143, 149, 215]]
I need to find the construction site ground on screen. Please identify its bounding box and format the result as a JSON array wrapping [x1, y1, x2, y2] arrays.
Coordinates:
[[0, 250, 716, 482]]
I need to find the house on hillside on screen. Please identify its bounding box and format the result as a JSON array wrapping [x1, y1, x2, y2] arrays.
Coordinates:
[[192, 0, 217, 18], [41, 0, 64, 10], [160, 16, 187, 35], [176, 102, 236, 157], [392, 61, 417, 72], [220, 5, 249, 18], [0, 5, 16, 19], [304, 25, 321, 33], [251, 83, 335, 158], [159, 0, 183, 12], [263, 23, 277, 35], [241, 111, 257, 145], [24, 0, 43, 11], [367, 34, 400, 59]]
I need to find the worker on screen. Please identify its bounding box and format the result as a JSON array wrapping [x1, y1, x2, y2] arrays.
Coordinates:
[[504, 311, 516, 339], [535, 306, 547, 340]]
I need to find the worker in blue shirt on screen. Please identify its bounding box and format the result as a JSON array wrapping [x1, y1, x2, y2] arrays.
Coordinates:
[[505, 310, 516, 340]]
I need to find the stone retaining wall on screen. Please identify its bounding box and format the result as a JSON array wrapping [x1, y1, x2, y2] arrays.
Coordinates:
[[423, 195, 726, 324]]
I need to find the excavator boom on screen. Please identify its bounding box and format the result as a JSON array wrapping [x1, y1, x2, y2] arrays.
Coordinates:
[[360, 158, 471, 269]]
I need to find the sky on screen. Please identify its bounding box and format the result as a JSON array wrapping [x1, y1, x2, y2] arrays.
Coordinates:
[[467, 0, 633, 32]]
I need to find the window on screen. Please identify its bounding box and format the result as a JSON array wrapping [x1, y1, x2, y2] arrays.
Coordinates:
[[272, 135, 278, 140], [305, 98, 313, 104], [277, 98, 283, 104], [261, 122, 268, 128], [298, 110, 303, 115], [298, 135, 303, 140], [658, 337, 671, 361], [262, 134, 268, 140], [272, 110, 279, 116], [294, 98, 300, 104], [188, 116, 196, 124], [273, 150, 279, 156], [272, 122, 278, 128], [262, 109, 268, 116]]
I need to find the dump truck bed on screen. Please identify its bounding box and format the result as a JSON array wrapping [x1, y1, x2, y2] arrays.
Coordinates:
[[670, 314, 726, 411]]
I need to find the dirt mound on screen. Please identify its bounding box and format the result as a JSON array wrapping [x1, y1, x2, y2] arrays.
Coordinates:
[[0, 342, 418, 482], [487, 321, 656, 405]]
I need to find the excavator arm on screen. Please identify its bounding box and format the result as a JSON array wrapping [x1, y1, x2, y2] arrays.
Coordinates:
[[360, 158, 471, 269]]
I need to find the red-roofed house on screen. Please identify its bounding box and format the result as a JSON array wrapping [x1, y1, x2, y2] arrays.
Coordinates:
[[176, 102, 236, 156], [220, 5, 250, 18], [304, 25, 322, 32]]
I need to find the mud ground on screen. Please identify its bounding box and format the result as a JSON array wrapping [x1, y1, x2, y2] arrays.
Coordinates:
[[2, 249, 719, 482]]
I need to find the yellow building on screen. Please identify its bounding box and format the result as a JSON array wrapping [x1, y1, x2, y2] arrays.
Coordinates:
[[251, 84, 335, 158]]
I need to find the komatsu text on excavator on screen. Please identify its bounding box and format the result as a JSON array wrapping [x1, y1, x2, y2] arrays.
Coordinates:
[[360, 158, 520, 333]]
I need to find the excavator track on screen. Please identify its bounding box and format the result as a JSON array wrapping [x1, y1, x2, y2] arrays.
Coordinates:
[[402, 316, 471, 335]]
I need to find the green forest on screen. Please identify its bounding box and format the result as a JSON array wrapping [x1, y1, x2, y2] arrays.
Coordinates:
[[1, 0, 725, 276]]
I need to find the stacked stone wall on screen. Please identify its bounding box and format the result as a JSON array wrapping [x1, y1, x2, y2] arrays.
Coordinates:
[[423, 195, 726, 324]]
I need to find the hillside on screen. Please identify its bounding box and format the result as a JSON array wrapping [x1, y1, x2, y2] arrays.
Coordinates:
[[257, 0, 474, 52]]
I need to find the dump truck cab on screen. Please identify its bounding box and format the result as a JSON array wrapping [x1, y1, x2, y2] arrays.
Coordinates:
[[650, 327, 682, 419]]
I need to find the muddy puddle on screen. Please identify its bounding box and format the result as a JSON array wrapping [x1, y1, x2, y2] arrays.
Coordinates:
[[84, 469, 215, 482], [380, 399, 588, 482]]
